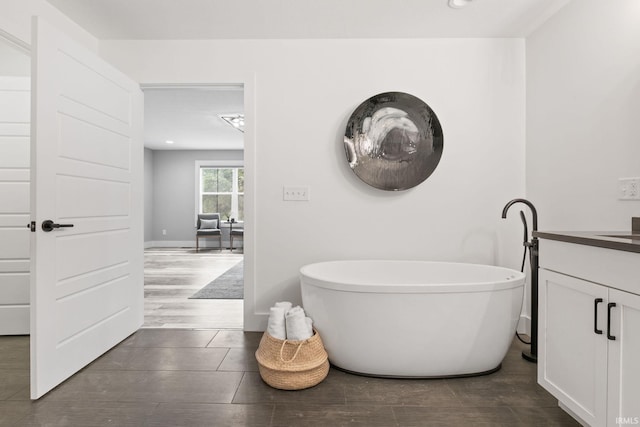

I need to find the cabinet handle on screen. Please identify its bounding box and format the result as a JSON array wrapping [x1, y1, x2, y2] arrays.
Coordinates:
[[607, 302, 617, 341], [594, 298, 603, 335]]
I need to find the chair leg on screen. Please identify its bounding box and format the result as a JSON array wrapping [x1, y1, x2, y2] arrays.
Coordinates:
[[230, 234, 234, 252], [196, 236, 199, 252]]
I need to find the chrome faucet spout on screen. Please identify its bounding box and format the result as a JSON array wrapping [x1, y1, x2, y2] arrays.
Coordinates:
[[501, 198, 538, 232]]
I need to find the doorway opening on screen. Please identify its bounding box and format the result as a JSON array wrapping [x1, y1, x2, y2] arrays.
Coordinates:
[[141, 85, 244, 330]]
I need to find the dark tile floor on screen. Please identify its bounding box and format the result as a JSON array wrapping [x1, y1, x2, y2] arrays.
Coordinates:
[[0, 329, 579, 426]]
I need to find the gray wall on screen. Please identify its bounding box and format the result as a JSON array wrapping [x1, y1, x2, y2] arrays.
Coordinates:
[[145, 149, 243, 244], [144, 148, 154, 242]]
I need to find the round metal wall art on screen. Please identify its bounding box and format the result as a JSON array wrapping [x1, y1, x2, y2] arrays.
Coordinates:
[[343, 92, 443, 191]]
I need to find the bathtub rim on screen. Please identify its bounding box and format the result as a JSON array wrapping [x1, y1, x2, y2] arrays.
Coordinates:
[[300, 260, 525, 294]]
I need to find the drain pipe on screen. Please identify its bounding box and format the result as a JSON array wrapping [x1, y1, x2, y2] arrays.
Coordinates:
[[502, 199, 539, 364]]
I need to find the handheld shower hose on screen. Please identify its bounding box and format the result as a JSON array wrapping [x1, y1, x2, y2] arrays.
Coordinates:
[[502, 198, 539, 364], [515, 210, 531, 345]]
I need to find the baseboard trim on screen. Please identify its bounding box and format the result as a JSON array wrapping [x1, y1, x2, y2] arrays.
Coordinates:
[[244, 311, 268, 332], [517, 314, 531, 335], [0, 305, 29, 335], [145, 240, 243, 249]]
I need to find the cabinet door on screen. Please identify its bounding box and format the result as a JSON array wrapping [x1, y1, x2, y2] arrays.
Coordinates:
[[539, 269, 608, 427], [607, 289, 640, 427]]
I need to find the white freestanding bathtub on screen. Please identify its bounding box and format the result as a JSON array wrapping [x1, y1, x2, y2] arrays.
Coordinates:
[[300, 260, 525, 378]]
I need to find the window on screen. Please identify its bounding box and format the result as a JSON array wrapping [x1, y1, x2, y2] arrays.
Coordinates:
[[199, 167, 244, 221]]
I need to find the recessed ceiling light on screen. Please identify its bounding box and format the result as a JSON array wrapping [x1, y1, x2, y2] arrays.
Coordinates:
[[219, 114, 245, 133], [165, 140, 174, 144], [448, 0, 473, 9]]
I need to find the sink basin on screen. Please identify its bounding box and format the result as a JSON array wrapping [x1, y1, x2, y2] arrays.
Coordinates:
[[599, 234, 640, 240]]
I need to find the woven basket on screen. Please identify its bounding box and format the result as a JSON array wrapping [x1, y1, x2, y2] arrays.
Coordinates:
[[255, 329, 329, 390]]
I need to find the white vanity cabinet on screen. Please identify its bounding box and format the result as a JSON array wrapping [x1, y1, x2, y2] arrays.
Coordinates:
[[537, 238, 640, 427]]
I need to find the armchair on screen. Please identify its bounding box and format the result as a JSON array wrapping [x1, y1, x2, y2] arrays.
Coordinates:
[[196, 213, 222, 251]]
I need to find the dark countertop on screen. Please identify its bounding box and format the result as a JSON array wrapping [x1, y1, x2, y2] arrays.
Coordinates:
[[533, 230, 640, 254]]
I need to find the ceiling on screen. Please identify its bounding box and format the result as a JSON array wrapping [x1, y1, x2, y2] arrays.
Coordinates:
[[45, 0, 571, 151], [143, 86, 244, 151], [46, 0, 571, 39]]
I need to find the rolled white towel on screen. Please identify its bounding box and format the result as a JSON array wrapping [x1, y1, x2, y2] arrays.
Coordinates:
[[305, 316, 313, 333], [267, 307, 287, 340], [274, 301, 292, 311], [285, 306, 313, 341]]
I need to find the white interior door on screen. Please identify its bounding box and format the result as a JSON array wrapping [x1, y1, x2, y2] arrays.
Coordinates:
[[0, 75, 31, 335], [30, 17, 144, 399]]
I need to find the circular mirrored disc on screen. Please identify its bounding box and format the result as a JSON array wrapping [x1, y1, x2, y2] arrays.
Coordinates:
[[344, 92, 443, 191]]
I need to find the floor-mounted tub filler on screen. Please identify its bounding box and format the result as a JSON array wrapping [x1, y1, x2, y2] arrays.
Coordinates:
[[300, 260, 524, 378]]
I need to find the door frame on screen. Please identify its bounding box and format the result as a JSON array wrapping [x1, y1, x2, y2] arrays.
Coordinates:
[[140, 81, 257, 331]]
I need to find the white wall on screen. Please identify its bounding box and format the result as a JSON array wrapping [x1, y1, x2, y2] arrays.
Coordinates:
[[527, 0, 640, 231], [0, 42, 30, 76], [148, 149, 243, 245], [101, 39, 527, 330], [0, 0, 97, 50]]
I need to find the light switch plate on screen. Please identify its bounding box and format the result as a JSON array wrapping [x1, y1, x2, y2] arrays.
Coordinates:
[[618, 178, 640, 200], [283, 186, 310, 201]]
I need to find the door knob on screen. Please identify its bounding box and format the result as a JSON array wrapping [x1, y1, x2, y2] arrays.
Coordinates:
[[41, 220, 74, 232]]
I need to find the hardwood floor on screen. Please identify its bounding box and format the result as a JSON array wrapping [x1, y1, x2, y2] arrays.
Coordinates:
[[144, 247, 244, 329]]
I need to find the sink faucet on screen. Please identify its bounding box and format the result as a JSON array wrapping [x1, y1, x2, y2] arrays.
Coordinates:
[[501, 198, 539, 364]]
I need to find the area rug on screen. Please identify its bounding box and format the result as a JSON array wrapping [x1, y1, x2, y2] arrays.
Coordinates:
[[189, 260, 244, 299]]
